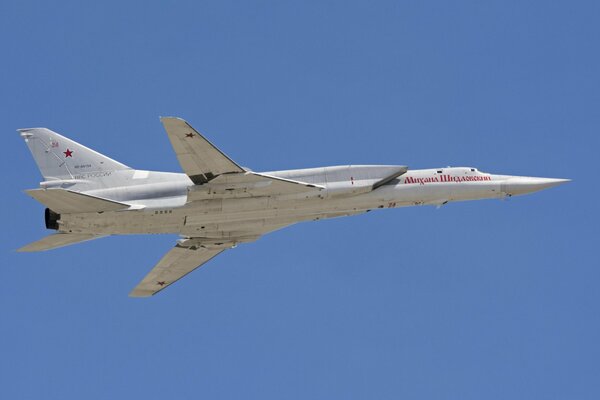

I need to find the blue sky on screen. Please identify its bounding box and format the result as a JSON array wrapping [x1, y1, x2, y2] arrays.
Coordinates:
[[1, 1, 598, 399]]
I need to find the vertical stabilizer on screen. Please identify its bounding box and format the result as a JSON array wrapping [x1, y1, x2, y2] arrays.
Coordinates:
[[18, 127, 130, 181]]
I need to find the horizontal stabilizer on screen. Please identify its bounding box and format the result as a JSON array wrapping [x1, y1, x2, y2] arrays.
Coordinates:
[[17, 233, 106, 252], [26, 188, 130, 214]]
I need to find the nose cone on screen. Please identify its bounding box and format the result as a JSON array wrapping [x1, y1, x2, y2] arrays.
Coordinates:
[[502, 177, 570, 196]]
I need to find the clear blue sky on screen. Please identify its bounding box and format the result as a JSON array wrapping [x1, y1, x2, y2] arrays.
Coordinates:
[[1, 1, 598, 399]]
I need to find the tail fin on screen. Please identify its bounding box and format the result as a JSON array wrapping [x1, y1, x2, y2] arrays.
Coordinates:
[[18, 127, 130, 181]]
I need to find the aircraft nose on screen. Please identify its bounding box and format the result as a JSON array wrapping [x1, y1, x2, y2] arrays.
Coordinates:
[[501, 177, 570, 196]]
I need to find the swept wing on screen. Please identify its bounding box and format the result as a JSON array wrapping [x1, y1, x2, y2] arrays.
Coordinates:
[[129, 239, 226, 297], [161, 116, 244, 184], [130, 221, 295, 297]]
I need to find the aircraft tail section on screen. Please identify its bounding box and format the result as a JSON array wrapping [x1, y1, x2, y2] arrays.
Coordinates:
[[18, 127, 130, 181], [17, 233, 106, 252]]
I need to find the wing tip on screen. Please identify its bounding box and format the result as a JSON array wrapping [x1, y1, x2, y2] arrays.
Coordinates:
[[16, 246, 34, 253], [159, 116, 186, 123], [128, 289, 155, 298]]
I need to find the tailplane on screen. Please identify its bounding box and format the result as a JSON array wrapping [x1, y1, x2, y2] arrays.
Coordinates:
[[18, 127, 130, 181], [25, 188, 134, 213], [17, 233, 106, 252]]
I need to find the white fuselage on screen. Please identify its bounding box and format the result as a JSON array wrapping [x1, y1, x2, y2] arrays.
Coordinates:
[[19, 120, 571, 296], [54, 166, 566, 241]]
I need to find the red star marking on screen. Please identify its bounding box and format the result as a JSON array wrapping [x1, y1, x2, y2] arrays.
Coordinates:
[[63, 148, 73, 158], [157, 281, 167, 286], [185, 132, 194, 138]]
